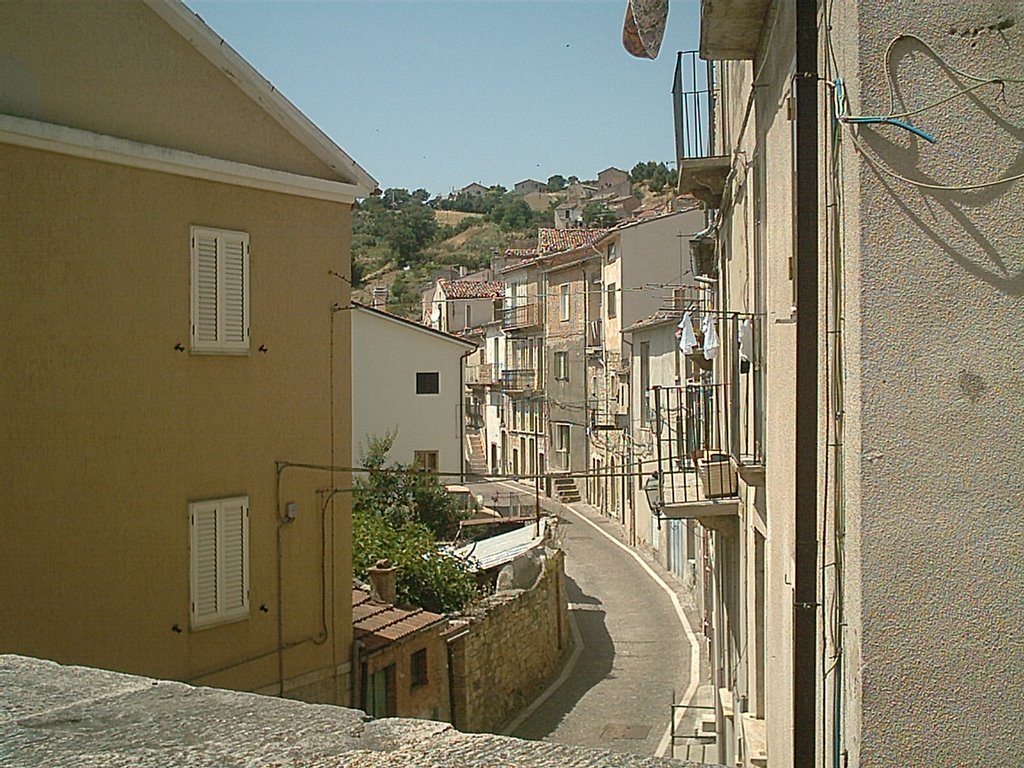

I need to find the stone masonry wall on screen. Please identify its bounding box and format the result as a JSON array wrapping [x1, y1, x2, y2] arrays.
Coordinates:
[[449, 547, 571, 733]]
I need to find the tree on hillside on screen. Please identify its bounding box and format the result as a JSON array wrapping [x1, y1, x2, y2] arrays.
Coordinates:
[[630, 161, 672, 192], [487, 195, 534, 232], [582, 201, 617, 227], [546, 174, 567, 192]]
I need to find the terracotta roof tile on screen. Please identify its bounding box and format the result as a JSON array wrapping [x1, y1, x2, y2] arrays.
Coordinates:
[[351, 586, 446, 653], [536, 227, 609, 255], [438, 278, 504, 299]]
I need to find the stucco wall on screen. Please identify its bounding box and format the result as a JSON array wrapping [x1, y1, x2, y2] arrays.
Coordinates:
[[0, 0, 339, 181], [351, 308, 470, 475], [0, 144, 354, 703], [835, 3, 1024, 765], [448, 548, 571, 733]]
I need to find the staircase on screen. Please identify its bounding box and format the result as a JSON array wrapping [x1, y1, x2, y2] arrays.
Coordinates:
[[465, 431, 488, 477], [552, 475, 581, 504]]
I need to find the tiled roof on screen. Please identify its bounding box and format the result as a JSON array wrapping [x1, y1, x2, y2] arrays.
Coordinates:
[[622, 309, 684, 333], [352, 586, 446, 653], [536, 227, 609, 255], [439, 278, 504, 299]]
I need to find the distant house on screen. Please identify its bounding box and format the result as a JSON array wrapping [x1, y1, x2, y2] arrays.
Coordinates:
[[457, 182, 488, 197], [554, 200, 584, 230], [522, 190, 555, 212], [0, 0, 374, 705], [513, 178, 545, 195], [565, 181, 598, 202], [351, 303, 475, 474], [422, 277, 505, 335], [608, 194, 643, 218]]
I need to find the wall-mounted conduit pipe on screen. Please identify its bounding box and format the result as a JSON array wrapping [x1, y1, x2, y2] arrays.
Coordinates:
[[794, 1, 820, 767]]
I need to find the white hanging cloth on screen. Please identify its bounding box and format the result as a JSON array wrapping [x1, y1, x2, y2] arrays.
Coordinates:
[[701, 315, 720, 360], [738, 319, 753, 363], [677, 312, 697, 355]]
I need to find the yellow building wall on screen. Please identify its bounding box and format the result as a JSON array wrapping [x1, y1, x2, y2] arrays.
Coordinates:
[[0, 143, 354, 704], [0, 0, 341, 181]]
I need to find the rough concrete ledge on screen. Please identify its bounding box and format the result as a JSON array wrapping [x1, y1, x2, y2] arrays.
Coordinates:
[[1, 655, 714, 767]]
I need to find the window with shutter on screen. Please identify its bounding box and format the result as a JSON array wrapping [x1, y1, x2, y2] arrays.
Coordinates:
[[190, 496, 249, 629], [191, 226, 249, 354]]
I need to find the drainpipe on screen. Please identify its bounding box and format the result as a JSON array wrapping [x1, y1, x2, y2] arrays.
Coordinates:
[[459, 345, 473, 482], [793, 1, 820, 767]]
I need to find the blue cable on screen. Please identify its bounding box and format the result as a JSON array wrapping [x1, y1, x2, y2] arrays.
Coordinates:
[[833, 78, 938, 143]]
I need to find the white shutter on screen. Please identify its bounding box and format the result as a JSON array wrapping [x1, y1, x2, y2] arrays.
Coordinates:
[[218, 498, 249, 618], [190, 496, 249, 629], [190, 227, 249, 354], [190, 501, 220, 626], [193, 232, 219, 346], [221, 235, 248, 350]]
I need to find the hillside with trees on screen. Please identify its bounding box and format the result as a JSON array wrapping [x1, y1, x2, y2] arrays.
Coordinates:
[[351, 163, 678, 319]]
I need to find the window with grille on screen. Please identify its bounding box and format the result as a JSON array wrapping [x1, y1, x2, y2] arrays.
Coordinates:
[[190, 496, 249, 629], [190, 227, 249, 354]]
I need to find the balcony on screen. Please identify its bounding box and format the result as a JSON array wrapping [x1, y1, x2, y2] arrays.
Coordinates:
[[502, 302, 541, 331], [465, 363, 495, 386], [644, 317, 763, 530], [501, 368, 536, 392], [698, 0, 771, 61], [673, 50, 730, 209]]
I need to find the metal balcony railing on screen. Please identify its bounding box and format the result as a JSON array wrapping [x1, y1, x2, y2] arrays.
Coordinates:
[[502, 302, 541, 331], [672, 50, 729, 208], [465, 401, 484, 430], [724, 314, 765, 467], [501, 368, 536, 391], [650, 382, 737, 507], [672, 50, 718, 163], [465, 363, 495, 386]]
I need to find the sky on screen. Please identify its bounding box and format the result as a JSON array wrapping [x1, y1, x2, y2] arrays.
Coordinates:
[[186, 0, 700, 196]]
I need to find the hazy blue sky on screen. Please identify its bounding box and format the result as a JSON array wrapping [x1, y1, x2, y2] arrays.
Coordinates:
[[187, 0, 699, 195]]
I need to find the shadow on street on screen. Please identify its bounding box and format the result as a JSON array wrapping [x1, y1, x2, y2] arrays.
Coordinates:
[[511, 571, 615, 741]]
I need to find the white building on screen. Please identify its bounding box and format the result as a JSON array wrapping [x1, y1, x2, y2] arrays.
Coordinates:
[[351, 303, 475, 475]]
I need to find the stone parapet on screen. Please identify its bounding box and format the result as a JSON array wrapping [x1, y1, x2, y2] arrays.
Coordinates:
[[0, 654, 717, 767]]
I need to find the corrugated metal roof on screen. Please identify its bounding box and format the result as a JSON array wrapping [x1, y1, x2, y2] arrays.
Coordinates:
[[449, 519, 549, 572]]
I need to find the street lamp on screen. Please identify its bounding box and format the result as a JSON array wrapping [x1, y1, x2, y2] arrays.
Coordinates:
[[644, 471, 663, 529]]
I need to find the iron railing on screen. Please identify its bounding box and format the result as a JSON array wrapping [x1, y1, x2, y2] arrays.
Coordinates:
[[465, 363, 495, 386], [501, 368, 536, 391], [502, 302, 541, 330], [672, 50, 719, 163]]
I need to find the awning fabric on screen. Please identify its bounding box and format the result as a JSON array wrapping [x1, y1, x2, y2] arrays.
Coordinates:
[[622, 0, 669, 59]]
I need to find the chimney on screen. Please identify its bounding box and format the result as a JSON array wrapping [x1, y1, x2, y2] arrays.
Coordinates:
[[371, 285, 389, 310], [367, 559, 398, 604]]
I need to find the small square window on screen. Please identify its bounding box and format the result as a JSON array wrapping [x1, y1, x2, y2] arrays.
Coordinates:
[[411, 648, 428, 687], [416, 372, 439, 394], [414, 450, 438, 472]]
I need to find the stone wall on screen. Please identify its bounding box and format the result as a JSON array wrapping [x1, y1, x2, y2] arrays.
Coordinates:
[[448, 547, 571, 733], [0, 654, 717, 767]]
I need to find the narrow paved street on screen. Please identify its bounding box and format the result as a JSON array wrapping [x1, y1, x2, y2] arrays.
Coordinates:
[[467, 480, 711, 761]]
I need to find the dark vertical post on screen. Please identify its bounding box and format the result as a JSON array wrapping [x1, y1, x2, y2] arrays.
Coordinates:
[[794, 1, 820, 767]]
